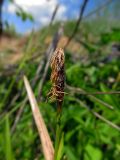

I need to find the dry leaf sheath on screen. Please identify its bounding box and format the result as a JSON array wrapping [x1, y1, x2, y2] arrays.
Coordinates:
[[48, 48, 65, 113], [23, 76, 54, 160]]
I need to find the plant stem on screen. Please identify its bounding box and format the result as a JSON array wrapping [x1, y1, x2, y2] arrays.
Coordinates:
[[54, 103, 62, 160]]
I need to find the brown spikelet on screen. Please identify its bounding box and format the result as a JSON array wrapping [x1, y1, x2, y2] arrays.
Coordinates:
[[48, 48, 65, 112]]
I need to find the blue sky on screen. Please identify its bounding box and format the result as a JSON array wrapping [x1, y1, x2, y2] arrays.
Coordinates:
[[2, 0, 114, 34]]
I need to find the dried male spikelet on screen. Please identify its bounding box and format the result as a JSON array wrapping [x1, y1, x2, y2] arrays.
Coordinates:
[[48, 48, 65, 112]]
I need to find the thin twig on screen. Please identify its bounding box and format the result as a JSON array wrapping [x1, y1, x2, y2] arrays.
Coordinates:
[[92, 111, 120, 131], [65, 0, 89, 48], [84, 0, 113, 19], [64, 0, 113, 48], [49, 4, 59, 26], [66, 84, 120, 95], [66, 84, 115, 110], [73, 91, 120, 95], [75, 98, 120, 131], [11, 97, 27, 133], [0, 0, 3, 37]]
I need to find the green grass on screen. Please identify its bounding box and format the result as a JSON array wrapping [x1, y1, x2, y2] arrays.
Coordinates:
[[0, 19, 120, 159]]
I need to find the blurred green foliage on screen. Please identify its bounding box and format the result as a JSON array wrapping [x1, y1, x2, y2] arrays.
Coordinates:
[[101, 28, 120, 44], [0, 20, 120, 160]]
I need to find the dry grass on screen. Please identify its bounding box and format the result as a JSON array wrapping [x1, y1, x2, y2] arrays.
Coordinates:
[[23, 75, 54, 160]]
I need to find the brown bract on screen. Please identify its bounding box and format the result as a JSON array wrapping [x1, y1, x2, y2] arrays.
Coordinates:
[[48, 48, 65, 111]]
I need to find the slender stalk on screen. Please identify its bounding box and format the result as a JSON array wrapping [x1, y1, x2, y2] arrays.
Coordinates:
[[54, 110, 62, 160], [48, 48, 65, 159], [66, 85, 115, 110]]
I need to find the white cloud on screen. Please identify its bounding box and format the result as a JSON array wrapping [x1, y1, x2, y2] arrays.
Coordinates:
[[14, 0, 56, 7], [6, 3, 16, 13], [55, 5, 67, 21], [7, 0, 67, 26]]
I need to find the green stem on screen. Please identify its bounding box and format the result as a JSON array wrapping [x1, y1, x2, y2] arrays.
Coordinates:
[[54, 104, 62, 160]]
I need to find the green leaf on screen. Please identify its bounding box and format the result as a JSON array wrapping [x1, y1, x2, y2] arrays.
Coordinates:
[[65, 146, 78, 160], [54, 121, 62, 160], [16, 10, 34, 22], [4, 115, 14, 160], [85, 144, 102, 160], [56, 133, 64, 160]]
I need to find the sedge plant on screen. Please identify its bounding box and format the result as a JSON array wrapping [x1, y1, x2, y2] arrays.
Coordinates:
[[48, 48, 65, 160]]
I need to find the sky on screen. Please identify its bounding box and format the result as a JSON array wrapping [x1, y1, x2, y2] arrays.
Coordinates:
[[2, 0, 115, 34]]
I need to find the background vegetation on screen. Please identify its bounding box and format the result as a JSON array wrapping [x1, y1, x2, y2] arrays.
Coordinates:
[[0, 0, 120, 159]]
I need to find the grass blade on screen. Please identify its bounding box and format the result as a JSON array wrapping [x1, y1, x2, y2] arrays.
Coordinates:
[[5, 115, 14, 160], [23, 75, 54, 160], [56, 133, 64, 160]]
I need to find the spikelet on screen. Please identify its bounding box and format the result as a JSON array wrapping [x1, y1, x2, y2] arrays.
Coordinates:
[[48, 48, 65, 112]]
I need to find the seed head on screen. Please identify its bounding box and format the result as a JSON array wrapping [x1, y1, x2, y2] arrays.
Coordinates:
[[48, 48, 65, 112]]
